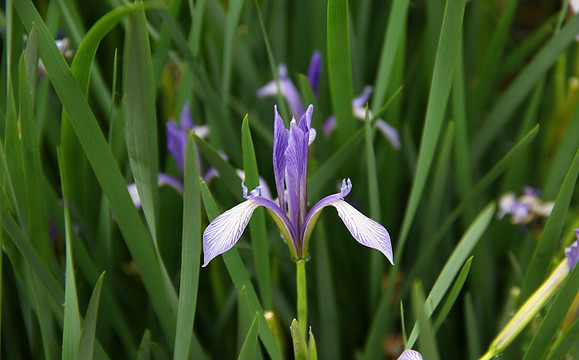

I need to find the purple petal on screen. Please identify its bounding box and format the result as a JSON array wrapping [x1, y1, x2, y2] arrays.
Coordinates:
[[565, 229, 579, 271], [202, 183, 296, 266], [352, 86, 373, 108], [298, 105, 316, 145], [273, 106, 289, 211], [203, 168, 219, 183], [167, 120, 187, 173], [375, 120, 401, 150], [397, 350, 423, 360], [157, 173, 184, 194], [285, 120, 309, 234], [523, 186, 541, 197], [323, 115, 337, 136], [306, 50, 322, 97], [257, 65, 305, 117], [303, 179, 394, 264], [180, 102, 194, 130]]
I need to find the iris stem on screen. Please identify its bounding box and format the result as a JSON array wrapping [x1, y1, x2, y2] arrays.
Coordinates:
[[296, 259, 308, 346]]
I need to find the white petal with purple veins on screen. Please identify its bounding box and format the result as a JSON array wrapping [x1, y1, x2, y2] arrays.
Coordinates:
[[202, 200, 261, 267], [397, 350, 423, 360], [332, 199, 394, 265]]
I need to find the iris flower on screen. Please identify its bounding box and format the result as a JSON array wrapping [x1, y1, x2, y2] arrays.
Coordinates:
[[256, 50, 400, 150], [202, 105, 394, 266], [498, 186, 554, 225], [129, 103, 270, 208]]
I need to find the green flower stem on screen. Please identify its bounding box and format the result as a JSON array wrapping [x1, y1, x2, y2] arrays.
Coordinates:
[[297, 259, 308, 347]]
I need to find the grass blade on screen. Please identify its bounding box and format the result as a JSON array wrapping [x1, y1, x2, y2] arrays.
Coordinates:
[[13, 0, 178, 343], [470, 14, 579, 162], [58, 149, 81, 360], [523, 260, 579, 359], [242, 115, 272, 309], [327, 0, 356, 143], [78, 272, 106, 360], [238, 312, 260, 360], [363, 1, 465, 356], [411, 281, 439, 360], [371, 0, 410, 114], [173, 132, 203, 360], [124, 1, 159, 246], [433, 257, 472, 332], [407, 202, 495, 348], [200, 182, 282, 360]]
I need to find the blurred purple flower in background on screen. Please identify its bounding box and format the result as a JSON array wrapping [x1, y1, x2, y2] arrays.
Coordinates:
[[202, 105, 393, 266], [257, 50, 400, 150], [566, 229, 579, 270], [129, 103, 270, 208], [498, 186, 554, 225]]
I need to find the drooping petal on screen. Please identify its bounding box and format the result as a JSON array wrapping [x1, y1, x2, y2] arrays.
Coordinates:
[[273, 106, 289, 210], [202, 199, 262, 266], [352, 86, 373, 108], [157, 173, 184, 194], [257, 65, 305, 117], [203, 183, 297, 266], [302, 179, 394, 264], [352, 105, 401, 150], [333, 200, 393, 264], [397, 350, 423, 360], [307, 50, 322, 97], [167, 120, 187, 173], [375, 119, 401, 150]]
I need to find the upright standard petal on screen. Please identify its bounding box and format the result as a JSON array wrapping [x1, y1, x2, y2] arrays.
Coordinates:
[[285, 121, 309, 234], [273, 106, 289, 210], [167, 120, 187, 173], [179, 102, 194, 130], [307, 50, 322, 97]]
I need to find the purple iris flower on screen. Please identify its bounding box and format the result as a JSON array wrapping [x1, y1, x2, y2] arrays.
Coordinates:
[[498, 187, 554, 225], [129, 103, 271, 208], [202, 105, 393, 267], [397, 350, 423, 360], [565, 229, 579, 271], [257, 51, 400, 150]]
